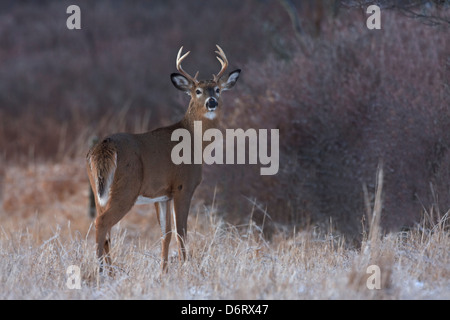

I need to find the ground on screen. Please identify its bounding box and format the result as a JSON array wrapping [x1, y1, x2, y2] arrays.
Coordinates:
[[0, 159, 448, 299]]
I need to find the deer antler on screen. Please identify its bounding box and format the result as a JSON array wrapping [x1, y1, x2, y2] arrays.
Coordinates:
[[176, 46, 199, 84], [213, 45, 228, 82]]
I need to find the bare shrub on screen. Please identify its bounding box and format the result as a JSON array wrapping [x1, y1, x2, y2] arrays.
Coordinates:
[[0, 2, 448, 239], [201, 9, 449, 239]]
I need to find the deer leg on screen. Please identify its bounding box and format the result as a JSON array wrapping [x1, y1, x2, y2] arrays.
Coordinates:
[[95, 199, 134, 273], [155, 201, 172, 273], [172, 193, 192, 263], [95, 215, 109, 273], [104, 232, 112, 265]]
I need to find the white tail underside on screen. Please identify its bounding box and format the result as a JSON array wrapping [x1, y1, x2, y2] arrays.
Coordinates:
[[97, 152, 117, 207]]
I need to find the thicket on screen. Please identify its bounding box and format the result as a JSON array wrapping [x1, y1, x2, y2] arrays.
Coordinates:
[[0, 1, 448, 239]]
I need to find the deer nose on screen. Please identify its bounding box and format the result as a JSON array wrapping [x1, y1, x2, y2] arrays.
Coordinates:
[[206, 97, 218, 111]]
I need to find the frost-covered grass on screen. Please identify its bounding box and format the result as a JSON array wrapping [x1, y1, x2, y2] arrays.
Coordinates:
[[0, 161, 448, 299]]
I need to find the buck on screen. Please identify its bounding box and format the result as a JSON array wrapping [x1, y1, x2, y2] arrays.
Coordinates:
[[87, 45, 240, 272]]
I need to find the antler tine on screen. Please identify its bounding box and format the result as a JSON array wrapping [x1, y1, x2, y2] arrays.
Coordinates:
[[176, 46, 199, 84], [213, 44, 228, 82]]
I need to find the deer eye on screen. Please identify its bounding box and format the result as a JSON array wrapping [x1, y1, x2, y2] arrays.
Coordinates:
[[215, 88, 220, 94], [195, 89, 202, 95]]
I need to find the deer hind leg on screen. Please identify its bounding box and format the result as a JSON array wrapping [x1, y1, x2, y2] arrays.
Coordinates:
[[95, 212, 116, 274], [95, 197, 135, 274], [103, 232, 112, 265], [95, 214, 109, 273], [155, 201, 172, 273]]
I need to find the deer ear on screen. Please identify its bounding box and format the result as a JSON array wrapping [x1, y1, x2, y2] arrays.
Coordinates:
[[171, 73, 192, 92], [220, 69, 241, 91]]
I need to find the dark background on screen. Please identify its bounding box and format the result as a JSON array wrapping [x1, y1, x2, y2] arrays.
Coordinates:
[[0, 0, 448, 241]]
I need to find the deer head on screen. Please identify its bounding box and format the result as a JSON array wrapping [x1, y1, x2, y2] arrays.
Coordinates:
[[170, 45, 241, 121]]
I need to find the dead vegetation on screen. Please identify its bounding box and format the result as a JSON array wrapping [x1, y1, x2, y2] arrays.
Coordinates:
[[1, 1, 448, 237], [0, 161, 448, 299], [0, 1, 448, 299]]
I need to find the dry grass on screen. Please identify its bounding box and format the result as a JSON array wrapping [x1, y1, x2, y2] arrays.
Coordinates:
[[1, 2, 448, 237], [0, 1, 448, 300], [0, 160, 448, 299]]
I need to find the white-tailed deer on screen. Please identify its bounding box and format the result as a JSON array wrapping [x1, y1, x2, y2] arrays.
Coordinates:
[[87, 45, 240, 272]]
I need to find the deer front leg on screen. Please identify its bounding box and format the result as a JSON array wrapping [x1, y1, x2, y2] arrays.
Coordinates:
[[172, 192, 193, 263], [155, 201, 172, 273]]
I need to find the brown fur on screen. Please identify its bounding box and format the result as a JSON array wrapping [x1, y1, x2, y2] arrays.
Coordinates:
[[87, 139, 117, 198]]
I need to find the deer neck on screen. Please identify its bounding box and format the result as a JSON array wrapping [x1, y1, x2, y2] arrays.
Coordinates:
[[180, 100, 219, 134]]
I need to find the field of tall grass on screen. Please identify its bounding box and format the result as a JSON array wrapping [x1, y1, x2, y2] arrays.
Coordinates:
[[0, 160, 448, 299], [0, 1, 448, 300]]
